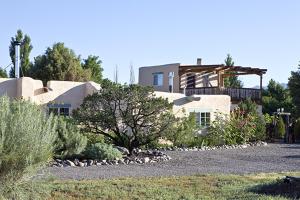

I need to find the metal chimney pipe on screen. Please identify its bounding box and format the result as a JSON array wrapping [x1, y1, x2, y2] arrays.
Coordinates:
[[168, 72, 174, 93], [14, 41, 21, 78]]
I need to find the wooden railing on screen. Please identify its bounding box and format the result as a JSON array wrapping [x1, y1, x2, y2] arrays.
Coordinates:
[[182, 87, 262, 102]]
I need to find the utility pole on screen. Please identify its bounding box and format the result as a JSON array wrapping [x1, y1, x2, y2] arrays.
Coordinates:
[[114, 65, 118, 83], [14, 41, 21, 78]]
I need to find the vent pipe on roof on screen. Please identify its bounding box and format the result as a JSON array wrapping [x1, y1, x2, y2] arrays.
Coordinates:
[[14, 41, 21, 78], [197, 58, 202, 65]]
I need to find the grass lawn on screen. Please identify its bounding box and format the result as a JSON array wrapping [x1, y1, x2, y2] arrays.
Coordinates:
[[41, 172, 300, 200]]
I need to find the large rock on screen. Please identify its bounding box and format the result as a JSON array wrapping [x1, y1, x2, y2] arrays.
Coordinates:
[[65, 160, 75, 167], [141, 157, 150, 163]]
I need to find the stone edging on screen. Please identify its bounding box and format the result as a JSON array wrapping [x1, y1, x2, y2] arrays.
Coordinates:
[[50, 141, 267, 168], [50, 151, 171, 168], [155, 141, 268, 152]]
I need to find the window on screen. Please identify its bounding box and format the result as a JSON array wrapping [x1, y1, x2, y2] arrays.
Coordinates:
[[193, 112, 211, 127], [59, 107, 70, 116], [153, 72, 163, 86], [48, 103, 71, 116]]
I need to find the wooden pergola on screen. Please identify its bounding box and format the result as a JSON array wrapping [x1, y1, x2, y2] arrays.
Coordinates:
[[178, 64, 267, 103]]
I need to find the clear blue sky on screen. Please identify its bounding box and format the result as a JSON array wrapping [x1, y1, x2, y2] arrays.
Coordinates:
[[0, 0, 299, 87]]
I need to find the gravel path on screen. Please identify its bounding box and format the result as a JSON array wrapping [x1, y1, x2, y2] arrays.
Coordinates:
[[44, 143, 300, 180]]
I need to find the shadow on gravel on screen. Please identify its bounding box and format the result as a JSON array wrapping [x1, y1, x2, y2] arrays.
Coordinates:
[[250, 179, 300, 199], [281, 144, 300, 149], [284, 155, 300, 159]]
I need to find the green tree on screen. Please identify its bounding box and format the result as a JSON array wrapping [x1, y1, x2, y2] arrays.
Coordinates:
[[276, 116, 285, 139], [82, 55, 103, 83], [73, 79, 176, 153], [0, 68, 7, 78], [223, 54, 243, 88], [9, 29, 33, 77], [30, 42, 91, 85], [263, 79, 294, 115], [288, 62, 300, 117]]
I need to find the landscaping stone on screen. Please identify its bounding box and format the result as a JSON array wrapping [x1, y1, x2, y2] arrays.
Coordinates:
[[65, 160, 75, 167], [49, 141, 268, 168]]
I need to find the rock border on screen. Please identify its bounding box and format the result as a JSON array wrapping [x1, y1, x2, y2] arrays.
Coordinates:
[[156, 141, 268, 152], [50, 141, 267, 168], [50, 150, 171, 168]]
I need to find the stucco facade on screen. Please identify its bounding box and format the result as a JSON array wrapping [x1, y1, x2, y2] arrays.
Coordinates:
[[154, 92, 231, 120], [0, 77, 100, 115], [139, 63, 181, 93]]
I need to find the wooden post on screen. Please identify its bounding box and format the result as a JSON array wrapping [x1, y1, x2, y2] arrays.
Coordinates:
[[260, 74, 263, 103], [179, 72, 182, 93], [217, 71, 220, 88], [260, 74, 263, 90]]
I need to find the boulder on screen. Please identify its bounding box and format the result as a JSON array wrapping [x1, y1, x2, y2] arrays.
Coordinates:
[[65, 160, 75, 167]]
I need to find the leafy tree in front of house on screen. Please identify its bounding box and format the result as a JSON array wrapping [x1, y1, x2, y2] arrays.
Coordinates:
[[9, 29, 33, 77], [82, 55, 103, 83], [223, 54, 243, 88], [288, 62, 300, 117], [73, 79, 176, 153], [30, 42, 91, 85], [263, 79, 294, 115]]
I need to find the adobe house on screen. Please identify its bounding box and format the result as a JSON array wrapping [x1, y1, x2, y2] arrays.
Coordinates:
[[139, 58, 267, 127], [0, 77, 100, 116], [139, 58, 267, 106]]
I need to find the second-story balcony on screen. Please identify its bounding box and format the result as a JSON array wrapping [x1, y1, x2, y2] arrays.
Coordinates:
[[178, 64, 267, 104], [181, 87, 262, 103]]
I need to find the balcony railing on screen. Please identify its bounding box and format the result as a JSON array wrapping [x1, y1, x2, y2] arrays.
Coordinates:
[[182, 87, 262, 102]]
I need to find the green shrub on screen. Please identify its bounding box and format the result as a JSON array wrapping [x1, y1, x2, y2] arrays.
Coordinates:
[[84, 143, 122, 160], [277, 116, 285, 139], [207, 104, 266, 146], [0, 96, 57, 199], [164, 113, 199, 147], [252, 115, 266, 141], [54, 117, 87, 159], [294, 118, 300, 140], [84, 132, 105, 146]]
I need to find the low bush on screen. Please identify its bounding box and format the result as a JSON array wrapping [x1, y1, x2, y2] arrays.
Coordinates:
[[84, 143, 122, 160], [54, 117, 87, 159], [207, 99, 266, 146], [294, 118, 300, 140], [164, 113, 199, 147], [0, 96, 57, 199], [84, 132, 105, 146]]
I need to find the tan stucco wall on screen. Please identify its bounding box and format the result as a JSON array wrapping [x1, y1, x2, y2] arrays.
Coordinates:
[[139, 63, 180, 93], [0, 77, 100, 113], [154, 92, 231, 121], [0, 78, 17, 98]]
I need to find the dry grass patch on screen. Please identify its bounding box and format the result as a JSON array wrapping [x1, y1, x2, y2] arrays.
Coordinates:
[[37, 172, 300, 200]]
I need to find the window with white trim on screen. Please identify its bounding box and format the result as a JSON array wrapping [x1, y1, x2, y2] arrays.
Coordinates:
[[193, 112, 211, 127], [48, 104, 71, 116], [153, 72, 163, 86]]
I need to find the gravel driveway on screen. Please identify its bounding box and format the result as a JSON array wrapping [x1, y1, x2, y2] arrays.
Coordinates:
[[44, 143, 300, 180]]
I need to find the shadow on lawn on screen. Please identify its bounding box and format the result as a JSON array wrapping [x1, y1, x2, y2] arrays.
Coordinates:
[[250, 179, 300, 199]]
